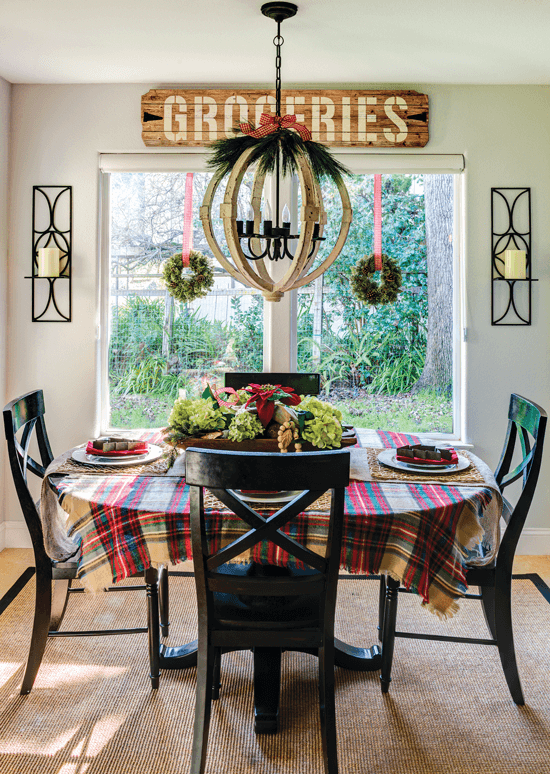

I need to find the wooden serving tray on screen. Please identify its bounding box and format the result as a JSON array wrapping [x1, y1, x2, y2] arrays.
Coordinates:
[[168, 428, 357, 453]]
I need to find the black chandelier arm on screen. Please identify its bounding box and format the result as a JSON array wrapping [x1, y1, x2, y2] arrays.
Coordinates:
[[238, 231, 326, 262], [241, 238, 270, 261]]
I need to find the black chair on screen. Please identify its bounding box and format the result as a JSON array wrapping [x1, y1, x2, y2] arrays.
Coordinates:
[[379, 393, 547, 705], [3, 389, 169, 694], [224, 371, 321, 396], [185, 447, 350, 774]]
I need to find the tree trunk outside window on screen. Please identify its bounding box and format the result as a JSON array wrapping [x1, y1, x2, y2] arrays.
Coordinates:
[[413, 175, 453, 394]]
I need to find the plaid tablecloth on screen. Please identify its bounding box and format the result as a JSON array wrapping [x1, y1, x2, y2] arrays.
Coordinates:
[[46, 431, 499, 618]]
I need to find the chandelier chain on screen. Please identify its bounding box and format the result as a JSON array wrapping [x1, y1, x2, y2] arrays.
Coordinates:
[[274, 23, 284, 116]]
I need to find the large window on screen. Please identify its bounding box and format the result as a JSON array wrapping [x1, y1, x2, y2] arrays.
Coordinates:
[[101, 164, 263, 429], [99, 153, 464, 438], [296, 172, 457, 435]]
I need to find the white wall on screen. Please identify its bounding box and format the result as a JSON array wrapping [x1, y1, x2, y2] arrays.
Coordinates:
[[2, 83, 550, 551], [0, 76, 11, 549]]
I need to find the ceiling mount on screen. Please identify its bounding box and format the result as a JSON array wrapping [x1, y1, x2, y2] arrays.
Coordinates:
[[261, 2, 298, 23]]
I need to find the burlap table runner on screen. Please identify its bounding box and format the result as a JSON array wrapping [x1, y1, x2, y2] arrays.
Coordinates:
[[203, 490, 332, 513]]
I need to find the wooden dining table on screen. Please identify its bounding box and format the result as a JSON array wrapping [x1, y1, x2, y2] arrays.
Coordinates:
[[41, 429, 502, 730]]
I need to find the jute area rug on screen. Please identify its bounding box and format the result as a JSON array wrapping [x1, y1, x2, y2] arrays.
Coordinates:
[[0, 573, 549, 774]]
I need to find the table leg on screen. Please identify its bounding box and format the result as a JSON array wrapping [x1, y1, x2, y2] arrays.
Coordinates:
[[334, 639, 382, 671], [253, 647, 281, 733], [159, 639, 199, 669]]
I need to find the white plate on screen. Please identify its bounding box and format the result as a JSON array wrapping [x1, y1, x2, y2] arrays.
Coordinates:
[[236, 490, 304, 503], [72, 444, 164, 468], [378, 448, 471, 475]]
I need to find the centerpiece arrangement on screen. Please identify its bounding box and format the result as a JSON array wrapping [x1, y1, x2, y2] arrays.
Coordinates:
[[163, 383, 356, 453]]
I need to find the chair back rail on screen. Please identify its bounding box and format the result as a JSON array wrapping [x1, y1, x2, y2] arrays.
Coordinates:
[[493, 394, 547, 572], [3, 390, 54, 560], [186, 448, 349, 604], [223, 372, 321, 396]]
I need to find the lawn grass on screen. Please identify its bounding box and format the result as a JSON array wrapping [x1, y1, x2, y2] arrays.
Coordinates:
[[109, 388, 453, 435], [326, 389, 453, 434]]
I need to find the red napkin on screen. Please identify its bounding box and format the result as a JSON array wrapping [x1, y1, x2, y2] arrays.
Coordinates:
[[86, 441, 148, 457], [396, 447, 459, 465]]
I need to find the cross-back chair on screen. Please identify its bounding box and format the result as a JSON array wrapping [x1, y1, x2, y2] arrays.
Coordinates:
[[224, 371, 321, 396], [379, 393, 547, 705], [3, 389, 168, 694], [185, 447, 350, 774]]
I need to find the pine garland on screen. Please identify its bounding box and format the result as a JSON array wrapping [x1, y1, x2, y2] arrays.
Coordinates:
[[162, 251, 214, 303], [351, 254, 402, 306], [207, 127, 350, 187]]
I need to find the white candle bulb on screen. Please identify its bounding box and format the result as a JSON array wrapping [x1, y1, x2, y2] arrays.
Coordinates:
[[37, 247, 61, 277], [264, 200, 272, 220], [282, 204, 291, 222], [504, 249, 527, 280]]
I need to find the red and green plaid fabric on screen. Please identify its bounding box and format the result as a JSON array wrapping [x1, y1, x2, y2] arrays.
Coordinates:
[[377, 431, 421, 448], [54, 472, 494, 616]]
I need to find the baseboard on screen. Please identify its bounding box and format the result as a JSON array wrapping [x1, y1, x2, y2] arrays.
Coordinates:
[[0, 521, 32, 551]]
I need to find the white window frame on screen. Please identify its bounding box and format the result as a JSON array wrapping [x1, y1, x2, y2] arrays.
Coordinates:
[[98, 152, 465, 440]]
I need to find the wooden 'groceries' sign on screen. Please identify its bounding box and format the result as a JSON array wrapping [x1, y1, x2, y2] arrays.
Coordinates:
[[141, 89, 429, 147]]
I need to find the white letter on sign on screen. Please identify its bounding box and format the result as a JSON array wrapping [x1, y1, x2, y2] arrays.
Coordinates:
[[341, 97, 351, 142], [224, 96, 249, 138], [164, 96, 187, 141], [311, 97, 335, 142], [384, 96, 408, 143], [255, 95, 276, 126], [194, 96, 218, 141], [286, 96, 305, 124]]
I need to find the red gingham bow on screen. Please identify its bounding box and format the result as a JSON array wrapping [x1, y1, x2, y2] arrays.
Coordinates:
[[239, 113, 312, 142]]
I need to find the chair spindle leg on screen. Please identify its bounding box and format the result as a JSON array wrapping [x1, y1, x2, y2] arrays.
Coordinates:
[[380, 575, 400, 694], [159, 564, 170, 637], [145, 567, 160, 689]]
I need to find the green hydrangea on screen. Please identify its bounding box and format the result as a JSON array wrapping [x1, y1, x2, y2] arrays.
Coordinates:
[[299, 395, 343, 449], [168, 397, 225, 438], [227, 410, 264, 442]]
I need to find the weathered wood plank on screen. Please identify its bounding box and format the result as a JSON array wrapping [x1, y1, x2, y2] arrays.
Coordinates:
[[141, 88, 429, 148]]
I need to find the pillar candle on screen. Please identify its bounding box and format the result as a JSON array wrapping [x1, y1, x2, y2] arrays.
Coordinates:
[[504, 249, 527, 280], [37, 248, 61, 277]]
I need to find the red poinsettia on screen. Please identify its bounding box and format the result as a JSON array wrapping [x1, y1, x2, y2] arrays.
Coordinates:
[[243, 383, 301, 427]]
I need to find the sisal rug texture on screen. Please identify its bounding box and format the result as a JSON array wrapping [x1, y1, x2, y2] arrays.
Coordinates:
[[0, 575, 549, 774]]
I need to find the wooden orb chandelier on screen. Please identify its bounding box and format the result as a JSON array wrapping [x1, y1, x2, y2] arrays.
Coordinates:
[[200, 2, 353, 302]]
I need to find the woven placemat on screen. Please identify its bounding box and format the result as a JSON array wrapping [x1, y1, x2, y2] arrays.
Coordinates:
[[53, 446, 178, 477], [204, 490, 332, 513], [366, 447, 487, 485]]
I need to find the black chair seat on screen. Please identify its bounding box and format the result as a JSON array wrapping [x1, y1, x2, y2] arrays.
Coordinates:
[[212, 562, 321, 627]]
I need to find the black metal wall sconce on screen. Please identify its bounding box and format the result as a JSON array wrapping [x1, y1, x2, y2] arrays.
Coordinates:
[[27, 185, 72, 322], [491, 187, 537, 326]]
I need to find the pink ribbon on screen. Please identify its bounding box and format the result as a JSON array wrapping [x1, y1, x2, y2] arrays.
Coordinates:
[[212, 387, 240, 409], [240, 113, 312, 142], [373, 174, 382, 272], [182, 172, 194, 267]]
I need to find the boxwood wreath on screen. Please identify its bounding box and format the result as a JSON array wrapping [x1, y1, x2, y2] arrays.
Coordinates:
[[350, 253, 402, 306], [162, 251, 215, 303]]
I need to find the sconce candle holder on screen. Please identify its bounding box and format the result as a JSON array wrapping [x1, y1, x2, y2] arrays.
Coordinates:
[[27, 185, 72, 322], [491, 187, 537, 326]]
